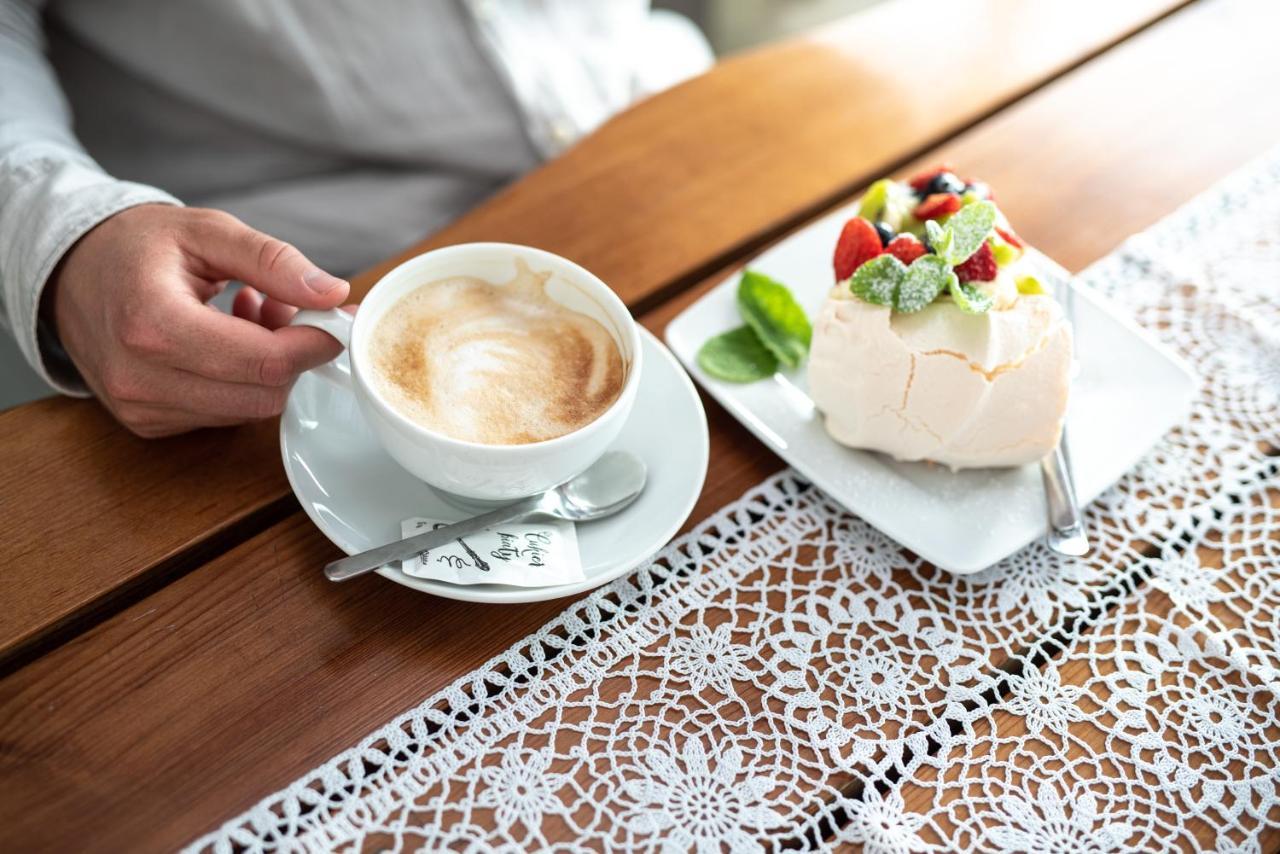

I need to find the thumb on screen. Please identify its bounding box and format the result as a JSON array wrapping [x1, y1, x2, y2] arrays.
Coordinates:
[[187, 209, 350, 309]]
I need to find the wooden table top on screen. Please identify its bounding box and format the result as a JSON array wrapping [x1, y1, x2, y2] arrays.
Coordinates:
[[2, 0, 1277, 849]]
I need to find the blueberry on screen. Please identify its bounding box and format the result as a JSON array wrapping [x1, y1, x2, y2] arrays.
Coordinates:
[[874, 221, 895, 247], [926, 172, 966, 196]]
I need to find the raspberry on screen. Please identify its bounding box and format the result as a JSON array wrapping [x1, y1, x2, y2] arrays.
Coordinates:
[[954, 241, 997, 283], [996, 226, 1024, 250], [907, 164, 956, 192], [833, 216, 884, 281], [914, 193, 962, 220], [885, 234, 926, 265]]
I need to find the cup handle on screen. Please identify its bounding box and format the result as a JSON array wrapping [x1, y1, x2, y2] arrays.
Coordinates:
[[291, 308, 354, 389]]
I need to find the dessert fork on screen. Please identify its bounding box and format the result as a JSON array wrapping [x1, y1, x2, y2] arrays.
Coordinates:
[[1040, 277, 1090, 558]]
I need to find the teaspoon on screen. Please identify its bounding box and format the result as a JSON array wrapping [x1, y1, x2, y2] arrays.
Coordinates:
[[324, 451, 648, 582]]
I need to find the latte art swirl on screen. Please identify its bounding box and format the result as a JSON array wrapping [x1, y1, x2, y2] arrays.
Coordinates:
[[370, 265, 625, 445]]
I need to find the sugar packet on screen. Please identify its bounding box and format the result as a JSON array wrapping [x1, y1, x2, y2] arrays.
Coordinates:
[[398, 517, 583, 587]]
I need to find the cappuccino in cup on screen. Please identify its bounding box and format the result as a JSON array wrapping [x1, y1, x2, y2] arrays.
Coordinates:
[[369, 261, 626, 445], [291, 243, 641, 501]]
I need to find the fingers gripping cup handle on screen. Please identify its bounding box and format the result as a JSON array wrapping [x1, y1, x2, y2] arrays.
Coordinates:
[[292, 309, 354, 388]]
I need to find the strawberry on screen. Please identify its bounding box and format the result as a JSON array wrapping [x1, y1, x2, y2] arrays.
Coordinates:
[[833, 216, 884, 280], [907, 164, 956, 192], [885, 234, 926, 265], [914, 193, 962, 221], [996, 226, 1024, 250], [954, 241, 997, 283]]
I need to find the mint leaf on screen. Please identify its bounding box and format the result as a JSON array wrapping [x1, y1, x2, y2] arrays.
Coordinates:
[[924, 219, 951, 259], [850, 254, 955, 312], [949, 278, 995, 314], [737, 270, 811, 368], [897, 255, 956, 313], [939, 201, 996, 266], [696, 325, 778, 382], [699, 270, 811, 382], [850, 254, 906, 307]]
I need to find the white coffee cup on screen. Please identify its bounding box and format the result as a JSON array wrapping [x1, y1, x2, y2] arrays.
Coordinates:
[[291, 243, 642, 502]]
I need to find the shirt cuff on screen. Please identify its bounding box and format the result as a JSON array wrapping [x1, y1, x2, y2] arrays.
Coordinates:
[[0, 153, 181, 397]]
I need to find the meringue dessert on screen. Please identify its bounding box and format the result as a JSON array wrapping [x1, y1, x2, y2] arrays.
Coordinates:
[[807, 167, 1072, 469]]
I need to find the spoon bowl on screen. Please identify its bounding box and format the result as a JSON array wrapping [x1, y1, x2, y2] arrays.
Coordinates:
[[550, 451, 648, 520]]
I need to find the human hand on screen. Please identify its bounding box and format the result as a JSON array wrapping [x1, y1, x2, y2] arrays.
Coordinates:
[[47, 204, 351, 437]]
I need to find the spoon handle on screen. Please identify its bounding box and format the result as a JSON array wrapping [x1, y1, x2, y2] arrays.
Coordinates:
[[324, 495, 544, 582]]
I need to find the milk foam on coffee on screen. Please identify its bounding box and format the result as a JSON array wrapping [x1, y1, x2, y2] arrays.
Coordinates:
[[370, 262, 625, 445]]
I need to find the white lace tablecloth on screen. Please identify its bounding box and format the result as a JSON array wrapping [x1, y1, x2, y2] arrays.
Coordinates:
[[191, 150, 1280, 854]]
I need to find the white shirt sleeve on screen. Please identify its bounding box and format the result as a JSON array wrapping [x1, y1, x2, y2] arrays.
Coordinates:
[[0, 0, 180, 396], [461, 0, 712, 156]]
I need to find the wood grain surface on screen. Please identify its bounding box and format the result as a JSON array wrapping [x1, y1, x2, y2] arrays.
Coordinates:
[[0, 0, 1190, 670], [2, 0, 1275, 849]]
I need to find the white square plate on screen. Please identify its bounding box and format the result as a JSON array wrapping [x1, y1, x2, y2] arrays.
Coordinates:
[[666, 204, 1197, 573]]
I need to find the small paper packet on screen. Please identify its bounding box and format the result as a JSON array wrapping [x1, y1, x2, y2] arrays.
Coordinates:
[[398, 517, 584, 587]]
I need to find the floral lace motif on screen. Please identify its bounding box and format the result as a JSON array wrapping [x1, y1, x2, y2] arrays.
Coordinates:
[[190, 150, 1280, 853]]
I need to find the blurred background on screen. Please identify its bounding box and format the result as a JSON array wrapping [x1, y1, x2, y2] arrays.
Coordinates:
[[659, 0, 883, 54], [1, 0, 886, 411]]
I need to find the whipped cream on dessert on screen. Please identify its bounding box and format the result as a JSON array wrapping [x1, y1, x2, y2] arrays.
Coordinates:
[[808, 167, 1073, 469]]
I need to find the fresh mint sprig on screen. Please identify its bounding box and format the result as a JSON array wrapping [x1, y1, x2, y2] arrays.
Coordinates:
[[851, 200, 999, 314], [697, 270, 811, 383], [924, 220, 952, 263], [949, 279, 995, 313], [850, 253, 956, 313], [934, 201, 996, 266], [737, 270, 812, 368], [849, 255, 903, 307], [900, 255, 958, 312], [697, 325, 778, 382]]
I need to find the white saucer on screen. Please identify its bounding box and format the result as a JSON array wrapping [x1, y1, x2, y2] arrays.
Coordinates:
[[281, 328, 709, 603]]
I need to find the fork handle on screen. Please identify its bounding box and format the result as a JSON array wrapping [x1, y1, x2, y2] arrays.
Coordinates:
[[1040, 427, 1090, 557]]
